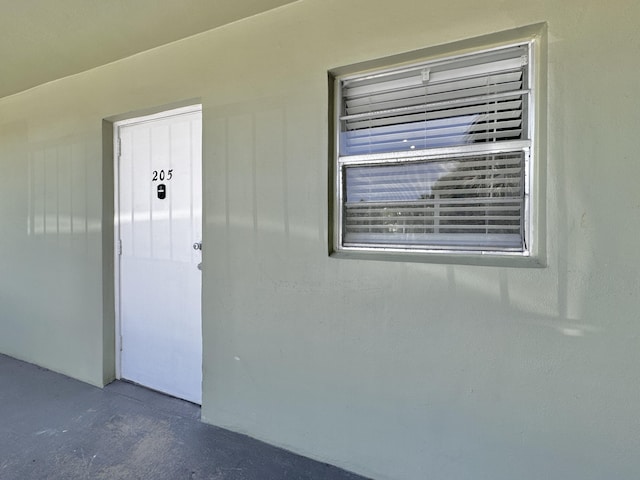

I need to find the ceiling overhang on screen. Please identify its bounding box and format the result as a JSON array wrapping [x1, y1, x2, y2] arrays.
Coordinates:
[[0, 0, 298, 99]]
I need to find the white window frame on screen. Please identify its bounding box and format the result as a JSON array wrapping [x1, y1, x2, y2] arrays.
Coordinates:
[[330, 28, 546, 266]]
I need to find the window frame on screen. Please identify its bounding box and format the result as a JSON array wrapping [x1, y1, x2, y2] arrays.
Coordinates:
[[330, 27, 546, 267]]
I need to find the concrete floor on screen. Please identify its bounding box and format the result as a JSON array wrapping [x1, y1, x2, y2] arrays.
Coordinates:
[[0, 354, 369, 480]]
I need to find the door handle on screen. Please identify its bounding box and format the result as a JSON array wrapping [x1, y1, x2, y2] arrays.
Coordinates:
[[193, 242, 202, 251]]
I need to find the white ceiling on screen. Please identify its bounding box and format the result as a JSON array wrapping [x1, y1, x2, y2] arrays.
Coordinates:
[[0, 0, 298, 99]]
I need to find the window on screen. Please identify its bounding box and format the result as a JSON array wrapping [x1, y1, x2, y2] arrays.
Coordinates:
[[332, 37, 542, 263]]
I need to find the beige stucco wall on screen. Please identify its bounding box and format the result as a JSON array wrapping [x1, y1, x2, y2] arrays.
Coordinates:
[[1, 1, 639, 479]]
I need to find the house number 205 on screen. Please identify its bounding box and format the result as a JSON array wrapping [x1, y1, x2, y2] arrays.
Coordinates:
[[152, 169, 173, 181]]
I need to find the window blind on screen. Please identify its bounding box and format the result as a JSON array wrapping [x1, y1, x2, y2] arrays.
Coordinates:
[[343, 152, 526, 250], [340, 45, 529, 156]]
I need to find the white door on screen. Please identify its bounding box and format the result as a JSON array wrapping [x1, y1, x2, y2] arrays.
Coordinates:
[[116, 106, 202, 404]]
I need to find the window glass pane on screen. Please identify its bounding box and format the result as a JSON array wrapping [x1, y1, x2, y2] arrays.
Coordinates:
[[341, 96, 524, 155], [340, 45, 529, 156], [343, 152, 525, 250], [334, 41, 537, 257]]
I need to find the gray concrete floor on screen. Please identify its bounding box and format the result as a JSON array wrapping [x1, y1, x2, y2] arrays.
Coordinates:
[[0, 354, 369, 480]]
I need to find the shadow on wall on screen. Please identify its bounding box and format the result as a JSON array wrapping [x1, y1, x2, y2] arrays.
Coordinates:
[[27, 140, 101, 244]]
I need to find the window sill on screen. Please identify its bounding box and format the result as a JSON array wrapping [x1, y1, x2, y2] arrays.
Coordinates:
[[330, 246, 546, 268]]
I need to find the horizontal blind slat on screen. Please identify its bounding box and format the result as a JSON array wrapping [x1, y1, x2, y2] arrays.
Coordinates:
[[341, 93, 525, 123], [345, 197, 523, 208], [345, 111, 523, 140], [345, 119, 523, 148], [345, 79, 523, 115], [345, 224, 521, 232], [346, 205, 522, 214], [343, 232, 523, 249], [344, 57, 525, 97], [345, 72, 523, 105], [344, 99, 523, 133], [346, 216, 521, 224], [346, 167, 522, 186]]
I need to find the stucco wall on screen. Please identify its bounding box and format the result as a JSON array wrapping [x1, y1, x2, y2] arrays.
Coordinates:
[[1, 1, 639, 479]]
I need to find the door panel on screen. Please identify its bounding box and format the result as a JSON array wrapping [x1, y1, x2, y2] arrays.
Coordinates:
[[117, 108, 202, 404]]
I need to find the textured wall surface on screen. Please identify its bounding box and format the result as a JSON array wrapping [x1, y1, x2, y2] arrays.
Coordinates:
[[1, 1, 639, 479]]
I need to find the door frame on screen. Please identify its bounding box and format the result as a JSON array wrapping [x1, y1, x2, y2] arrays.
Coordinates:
[[113, 104, 203, 380]]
